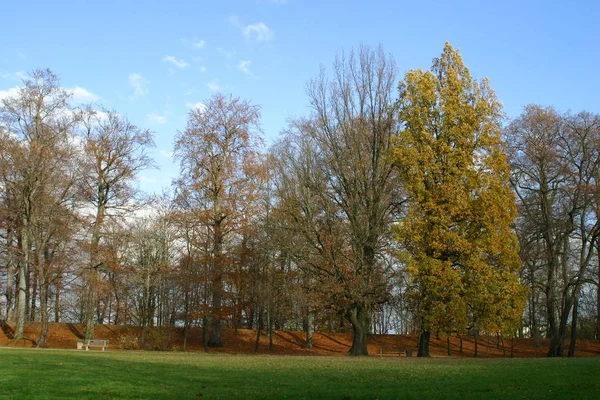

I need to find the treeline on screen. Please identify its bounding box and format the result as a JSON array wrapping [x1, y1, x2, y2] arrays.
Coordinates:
[[1, 43, 598, 357]]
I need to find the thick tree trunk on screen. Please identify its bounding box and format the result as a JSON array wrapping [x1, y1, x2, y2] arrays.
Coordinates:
[[418, 330, 431, 357], [348, 305, 369, 356], [304, 310, 314, 349], [14, 224, 30, 341]]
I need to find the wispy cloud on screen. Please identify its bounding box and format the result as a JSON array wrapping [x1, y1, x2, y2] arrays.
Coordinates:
[[129, 73, 149, 98], [186, 102, 207, 112], [207, 80, 221, 91], [229, 16, 274, 42], [147, 112, 169, 124], [162, 55, 189, 69], [238, 60, 255, 77], [0, 71, 27, 81], [159, 150, 174, 158], [193, 39, 206, 49], [69, 86, 100, 103], [217, 47, 236, 59], [243, 22, 274, 42]]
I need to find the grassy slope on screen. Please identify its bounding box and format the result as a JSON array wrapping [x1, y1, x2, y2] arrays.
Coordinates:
[[1, 348, 599, 399]]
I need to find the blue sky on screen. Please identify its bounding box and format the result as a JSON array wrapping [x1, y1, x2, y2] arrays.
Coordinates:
[[1, 0, 599, 194]]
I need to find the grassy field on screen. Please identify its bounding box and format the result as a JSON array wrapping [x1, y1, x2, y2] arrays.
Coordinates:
[[0, 348, 598, 399]]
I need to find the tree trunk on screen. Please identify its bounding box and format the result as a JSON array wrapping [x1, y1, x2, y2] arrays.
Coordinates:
[[85, 199, 106, 341], [29, 266, 37, 321], [208, 222, 224, 348], [267, 305, 273, 352], [474, 334, 479, 357], [447, 334, 451, 356], [348, 305, 369, 356], [304, 310, 314, 349], [37, 273, 49, 347], [14, 223, 30, 341], [254, 307, 263, 352], [568, 292, 579, 357], [597, 241, 600, 340], [418, 330, 431, 357], [4, 229, 15, 322], [54, 280, 61, 322]]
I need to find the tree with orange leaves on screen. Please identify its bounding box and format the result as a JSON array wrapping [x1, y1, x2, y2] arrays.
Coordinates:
[[174, 93, 264, 347]]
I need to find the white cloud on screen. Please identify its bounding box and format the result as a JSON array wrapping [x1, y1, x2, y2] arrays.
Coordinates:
[[69, 86, 100, 103], [207, 80, 221, 91], [0, 86, 20, 101], [186, 102, 207, 112], [147, 113, 168, 124], [162, 55, 189, 69], [159, 150, 174, 158], [129, 73, 149, 97], [229, 16, 274, 42], [199, 66, 207, 73], [243, 22, 274, 42], [217, 47, 236, 59], [193, 39, 206, 49], [238, 60, 255, 77]]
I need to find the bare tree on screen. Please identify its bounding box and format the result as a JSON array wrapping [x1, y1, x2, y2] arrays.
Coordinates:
[[79, 107, 155, 340], [507, 105, 600, 356], [272, 45, 401, 356]]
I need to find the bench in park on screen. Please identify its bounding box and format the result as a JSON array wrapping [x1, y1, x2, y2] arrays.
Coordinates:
[[77, 339, 108, 351], [378, 347, 413, 357]]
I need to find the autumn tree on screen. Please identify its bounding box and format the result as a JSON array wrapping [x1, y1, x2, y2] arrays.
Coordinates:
[[79, 107, 155, 340], [507, 105, 600, 356], [272, 45, 401, 356], [0, 69, 80, 342], [174, 93, 263, 347], [395, 43, 525, 357]]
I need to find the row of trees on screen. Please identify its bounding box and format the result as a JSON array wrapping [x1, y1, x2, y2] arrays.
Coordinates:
[[1, 43, 598, 357]]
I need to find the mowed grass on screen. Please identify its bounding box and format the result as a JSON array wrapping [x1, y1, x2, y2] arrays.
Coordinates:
[[0, 349, 599, 400]]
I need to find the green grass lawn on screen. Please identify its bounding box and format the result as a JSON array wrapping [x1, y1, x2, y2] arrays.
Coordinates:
[[0, 348, 598, 399]]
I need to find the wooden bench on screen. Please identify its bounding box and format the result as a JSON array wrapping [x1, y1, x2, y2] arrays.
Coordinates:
[[378, 347, 413, 357], [78, 339, 108, 351]]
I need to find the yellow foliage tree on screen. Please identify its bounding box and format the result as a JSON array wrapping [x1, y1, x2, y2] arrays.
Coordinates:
[[394, 43, 526, 357]]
